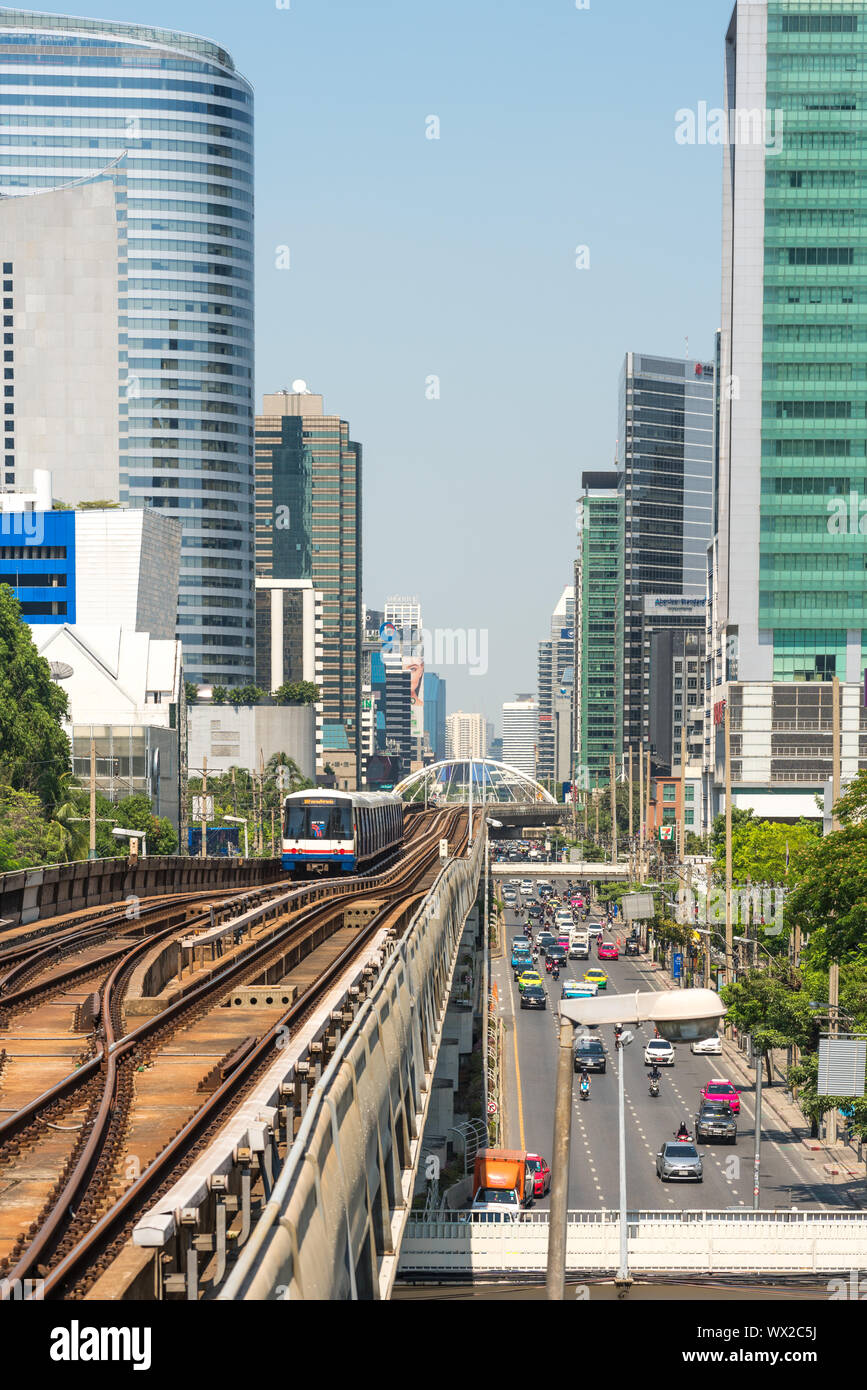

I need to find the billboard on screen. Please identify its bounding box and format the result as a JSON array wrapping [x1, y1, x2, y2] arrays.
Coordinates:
[[187, 826, 240, 857], [642, 595, 706, 617]]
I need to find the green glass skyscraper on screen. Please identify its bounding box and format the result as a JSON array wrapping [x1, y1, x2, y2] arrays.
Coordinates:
[[574, 471, 623, 788], [713, 0, 867, 815]]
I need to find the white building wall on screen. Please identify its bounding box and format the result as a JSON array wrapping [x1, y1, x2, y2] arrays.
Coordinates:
[[74, 509, 181, 640]]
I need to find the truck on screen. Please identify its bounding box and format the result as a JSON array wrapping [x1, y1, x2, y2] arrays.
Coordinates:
[[569, 928, 590, 959], [471, 1148, 532, 1214]]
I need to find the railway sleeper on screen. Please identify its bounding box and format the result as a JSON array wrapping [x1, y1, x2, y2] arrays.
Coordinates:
[[197, 1035, 259, 1094]]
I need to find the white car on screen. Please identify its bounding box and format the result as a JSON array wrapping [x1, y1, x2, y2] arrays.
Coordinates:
[[691, 1033, 722, 1055], [586, 922, 604, 938], [644, 1038, 675, 1066]]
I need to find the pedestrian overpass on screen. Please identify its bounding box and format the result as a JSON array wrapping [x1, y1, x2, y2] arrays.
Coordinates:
[[397, 1209, 867, 1277]]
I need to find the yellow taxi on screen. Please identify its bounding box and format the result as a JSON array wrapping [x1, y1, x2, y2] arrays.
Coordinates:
[[517, 969, 544, 993], [583, 967, 608, 991]]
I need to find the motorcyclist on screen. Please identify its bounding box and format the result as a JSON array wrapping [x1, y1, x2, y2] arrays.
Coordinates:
[[579, 1069, 590, 1098], [552, 962, 560, 981], [648, 1063, 662, 1083], [675, 1120, 690, 1143]]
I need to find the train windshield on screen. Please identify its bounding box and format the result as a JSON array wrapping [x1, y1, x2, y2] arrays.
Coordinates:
[[285, 802, 352, 841]]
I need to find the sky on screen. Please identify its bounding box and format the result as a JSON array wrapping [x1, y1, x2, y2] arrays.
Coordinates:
[[26, 0, 735, 726]]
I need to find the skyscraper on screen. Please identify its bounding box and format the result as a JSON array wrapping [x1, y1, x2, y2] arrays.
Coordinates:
[[0, 9, 256, 687], [446, 710, 486, 761], [501, 696, 538, 778], [574, 472, 623, 787], [423, 671, 446, 761], [618, 352, 716, 762], [712, 0, 867, 817], [256, 388, 362, 783], [536, 584, 574, 784]]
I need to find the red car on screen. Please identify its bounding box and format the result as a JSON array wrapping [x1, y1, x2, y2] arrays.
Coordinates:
[[597, 941, 619, 961], [700, 1079, 741, 1114], [525, 1153, 551, 1197]]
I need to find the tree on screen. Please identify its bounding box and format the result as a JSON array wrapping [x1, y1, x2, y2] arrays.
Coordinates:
[[709, 806, 755, 855], [77, 500, 121, 509], [710, 816, 818, 884], [784, 825, 867, 963], [272, 680, 320, 705], [721, 969, 818, 1084], [228, 684, 264, 707], [0, 585, 70, 810], [185, 681, 199, 705], [832, 769, 867, 826], [0, 783, 65, 870], [114, 794, 177, 855], [211, 685, 229, 705]]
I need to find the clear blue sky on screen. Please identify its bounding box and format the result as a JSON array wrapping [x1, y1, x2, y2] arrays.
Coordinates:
[[39, 0, 734, 725]]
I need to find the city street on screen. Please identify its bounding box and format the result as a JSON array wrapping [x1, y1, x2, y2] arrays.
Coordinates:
[[496, 893, 850, 1213]]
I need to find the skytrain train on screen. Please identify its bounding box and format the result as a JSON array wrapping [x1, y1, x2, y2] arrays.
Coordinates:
[[281, 788, 404, 874]]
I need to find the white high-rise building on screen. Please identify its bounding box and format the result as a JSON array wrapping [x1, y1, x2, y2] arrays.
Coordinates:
[[502, 696, 539, 778], [446, 711, 486, 761]]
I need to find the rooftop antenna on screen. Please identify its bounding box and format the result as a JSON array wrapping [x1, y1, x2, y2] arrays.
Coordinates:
[[291, 378, 310, 394]]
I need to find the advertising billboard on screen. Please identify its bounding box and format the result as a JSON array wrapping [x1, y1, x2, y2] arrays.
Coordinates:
[[403, 654, 424, 738]]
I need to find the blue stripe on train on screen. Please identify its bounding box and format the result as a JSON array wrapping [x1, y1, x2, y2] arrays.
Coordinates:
[[282, 853, 357, 871]]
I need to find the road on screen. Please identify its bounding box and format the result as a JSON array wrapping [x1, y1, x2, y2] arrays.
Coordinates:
[[495, 888, 849, 1212]]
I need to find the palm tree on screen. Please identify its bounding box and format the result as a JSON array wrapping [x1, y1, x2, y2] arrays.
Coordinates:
[[49, 777, 90, 861]]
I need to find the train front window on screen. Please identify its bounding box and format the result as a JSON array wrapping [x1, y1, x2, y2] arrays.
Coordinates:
[[285, 804, 352, 840]]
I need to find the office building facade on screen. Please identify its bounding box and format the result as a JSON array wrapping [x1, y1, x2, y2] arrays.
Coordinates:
[[574, 472, 623, 788], [445, 710, 486, 761], [256, 389, 362, 782], [536, 584, 574, 784], [0, 9, 256, 688], [424, 671, 446, 761], [619, 352, 716, 758], [711, 0, 867, 816], [501, 696, 538, 778]]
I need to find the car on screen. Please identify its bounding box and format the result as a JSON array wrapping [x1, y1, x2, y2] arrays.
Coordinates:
[[570, 941, 590, 960], [691, 1033, 722, 1055], [695, 1100, 738, 1144], [587, 922, 604, 938], [546, 944, 568, 967], [701, 1079, 741, 1113], [656, 1142, 703, 1182], [525, 1153, 551, 1197], [567, 980, 598, 998], [583, 967, 608, 990], [511, 947, 533, 972], [536, 931, 556, 956], [573, 1035, 606, 1073], [511, 935, 529, 951], [570, 895, 584, 908], [597, 941, 619, 960], [517, 970, 544, 993], [624, 938, 641, 956], [520, 984, 547, 1010], [644, 1038, 675, 1066], [528, 904, 543, 920]]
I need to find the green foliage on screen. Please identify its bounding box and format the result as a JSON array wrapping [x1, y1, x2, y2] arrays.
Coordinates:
[[0, 783, 65, 869], [184, 681, 199, 705], [76, 500, 121, 509], [112, 793, 177, 855], [211, 685, 229, 705], [272, 680, 321, 705], [0, 585, 70, 810], [228, 684, 265, 707], [833, 769, 867, 826], [785, 824, 867, 963], [710, 814, 818, 884], [721, 969, 818, 1056], [187, 753, 313, 856]]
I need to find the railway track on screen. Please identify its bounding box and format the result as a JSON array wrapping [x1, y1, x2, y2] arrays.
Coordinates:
[[0, 809, 466, 1299]]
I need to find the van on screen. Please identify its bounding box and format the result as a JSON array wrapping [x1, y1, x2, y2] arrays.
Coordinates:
[[471, 1148, 533, 1212]]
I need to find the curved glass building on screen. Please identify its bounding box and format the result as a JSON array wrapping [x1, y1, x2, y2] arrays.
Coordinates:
[[0, 8, 255, 685]]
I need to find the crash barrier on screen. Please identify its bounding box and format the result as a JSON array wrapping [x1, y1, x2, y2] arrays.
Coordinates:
[[397, 1208, 867, 1276], [0, 855, 284, 929], [218, 830, 485, 1301]]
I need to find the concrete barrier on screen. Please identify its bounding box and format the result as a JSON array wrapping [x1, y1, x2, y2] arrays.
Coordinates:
[[0, 856, 284, 929]]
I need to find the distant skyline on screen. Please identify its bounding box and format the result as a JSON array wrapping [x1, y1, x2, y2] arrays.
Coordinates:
[[11, 0, 733, 725]]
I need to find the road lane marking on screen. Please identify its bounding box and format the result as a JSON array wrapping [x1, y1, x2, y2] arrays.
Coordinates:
[[511, 999, 526, 1151]]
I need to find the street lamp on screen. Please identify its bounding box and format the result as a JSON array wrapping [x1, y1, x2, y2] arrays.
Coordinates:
[[223, 814, 249, 859], [112, 826, 146, 860], [546, 989, 725, 1299]]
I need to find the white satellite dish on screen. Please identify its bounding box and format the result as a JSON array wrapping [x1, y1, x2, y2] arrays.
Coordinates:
[[49, 661, 74, 680], [291, 379, 308, 394]]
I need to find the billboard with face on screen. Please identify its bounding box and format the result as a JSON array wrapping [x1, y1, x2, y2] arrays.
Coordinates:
[[403, 654, 424, 738]]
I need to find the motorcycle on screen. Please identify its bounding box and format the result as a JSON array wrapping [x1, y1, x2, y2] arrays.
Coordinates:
[[579, 1078, 590, 1101], [545, 957, 554, 974], [674, 1127, 691, 1144], [552, 963, 560, 981], [649, 1078, 660, 1098]]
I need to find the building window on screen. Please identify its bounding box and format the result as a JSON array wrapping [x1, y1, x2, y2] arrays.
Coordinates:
[[662, 784, 676, 802], [685, 810, 694, 826], [684, 785, 695, 802]]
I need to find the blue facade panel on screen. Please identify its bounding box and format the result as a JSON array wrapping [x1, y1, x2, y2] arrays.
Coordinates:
[[0, 510, 76, 623]]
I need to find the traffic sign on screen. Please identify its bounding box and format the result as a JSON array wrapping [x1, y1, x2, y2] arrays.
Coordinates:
[[672, 952, 684, 980]]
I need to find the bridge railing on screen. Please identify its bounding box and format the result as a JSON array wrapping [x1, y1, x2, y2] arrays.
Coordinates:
[[398, 1209, 867, 1276]]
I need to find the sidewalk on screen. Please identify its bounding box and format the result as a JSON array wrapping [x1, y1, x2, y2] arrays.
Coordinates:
[[630, 951, 866, 1188]]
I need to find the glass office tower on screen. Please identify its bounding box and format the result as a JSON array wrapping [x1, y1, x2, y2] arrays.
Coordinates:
[[0, 9, 255, 685], [618, 352, 716, 763], [574, 471, 624, 786], [714, 0, 867, 814]]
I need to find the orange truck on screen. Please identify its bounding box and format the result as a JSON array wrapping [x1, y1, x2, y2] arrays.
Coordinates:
[[471, 1148, 532, 1213]]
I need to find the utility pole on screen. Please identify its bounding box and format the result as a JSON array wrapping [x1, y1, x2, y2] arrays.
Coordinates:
[[231, 765, 237, 816], [638, 742, 645, 881], [827, 961, 840, 1145], [832, 674, 841, 832], [200, 754, 208, 861], [678, 718, 687, 928], [89, 735, 97, 861], [259, 749, 266, 857], [724, 699, 733, 1025], [645, 749, 652, 877], [609, 753, 618, 865], [627, 747, 634, 881], [594, 774, 599, 845]]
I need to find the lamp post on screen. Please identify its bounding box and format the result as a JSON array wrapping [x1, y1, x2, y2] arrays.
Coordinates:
[[223, 814, 249, 859], [546, 989, 725, 1299], [112, 826, 146, 861]]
